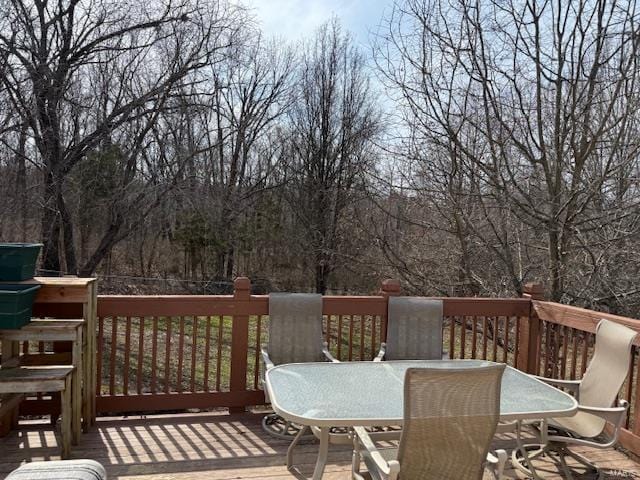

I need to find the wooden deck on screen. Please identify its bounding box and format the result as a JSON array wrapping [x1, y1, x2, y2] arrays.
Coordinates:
[[1, 411, 639, 479]]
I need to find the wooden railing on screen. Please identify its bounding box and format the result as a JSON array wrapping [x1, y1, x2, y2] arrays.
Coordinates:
[[93, 277, 640, 455], [95, 278, 530, 414], [530, 298, 640, 454]]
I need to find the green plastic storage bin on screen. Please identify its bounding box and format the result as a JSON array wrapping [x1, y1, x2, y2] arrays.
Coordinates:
[[0, 243, 43, 281], [0, 284, 41, 329]]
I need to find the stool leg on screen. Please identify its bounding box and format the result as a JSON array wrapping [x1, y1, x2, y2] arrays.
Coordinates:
[[72, 334, 82, 444], [72, 369, 81, 445], [61, 376, 72, 459]]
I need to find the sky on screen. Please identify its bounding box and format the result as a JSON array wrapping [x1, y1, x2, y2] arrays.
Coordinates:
[[240, 0, 390, 49]]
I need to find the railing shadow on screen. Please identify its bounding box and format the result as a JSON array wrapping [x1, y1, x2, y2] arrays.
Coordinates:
[[1, 413, 637, 479], [0, 412, 352, 479]]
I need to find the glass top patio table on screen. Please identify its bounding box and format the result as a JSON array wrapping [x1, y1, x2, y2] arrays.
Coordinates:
[[265, 359, 578, 427]]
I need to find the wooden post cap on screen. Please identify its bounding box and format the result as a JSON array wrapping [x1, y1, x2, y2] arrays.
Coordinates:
[[522, 282, 544, 300], [380, 279, 401, 295], [233, 277, 251, 290]]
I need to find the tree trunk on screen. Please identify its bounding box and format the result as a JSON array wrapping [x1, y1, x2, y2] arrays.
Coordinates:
[[15, 124, 28, 242], [58, 192, 78, 275], [315, 260, 328, 294], [548, 227, 563, 302], [41, 170, 61, 275], [78, 212, 123, 276], [225, 245, 234, 280]]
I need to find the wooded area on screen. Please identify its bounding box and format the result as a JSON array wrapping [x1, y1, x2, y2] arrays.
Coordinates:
[[0, 0, 639, 316]]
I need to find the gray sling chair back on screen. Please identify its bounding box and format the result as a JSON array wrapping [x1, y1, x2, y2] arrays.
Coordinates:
[[352, 364, 506, 480], [261, 293, 337, 439], [513, 318, 638, 477], [374, 296, 444, 361]]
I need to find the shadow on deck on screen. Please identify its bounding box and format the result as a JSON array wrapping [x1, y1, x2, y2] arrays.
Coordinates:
[[1, 411, 639, 479]]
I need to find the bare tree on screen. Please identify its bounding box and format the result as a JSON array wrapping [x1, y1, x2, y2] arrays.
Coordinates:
[[285, 18, 380, 294], [376, 0, 640, 305], [0, 0, 238, 274], [207, 35, 294, 280]]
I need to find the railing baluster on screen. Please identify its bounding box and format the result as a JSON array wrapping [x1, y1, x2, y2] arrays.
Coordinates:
[[632, 349, 640, 434], [348, 315, 354, 361], [537, 321, 544, 375], [471, 316, 477, 359], [460, 316, 466, 359], [216, 316, 223, 391], [123, 317, 131, 396], [97, 317, 104, 396], [371, 316, 377, 359], [151, 317, 158, 393], [177, 316, 185, 393], [137, 317, 145, 394], [164, 318, 172, 393], [190, 316, 198, 392], [581, 332, 590, 376], [545, 321, 552, 376], [482, 317, 488, 360], [503, 317, 509, 364], [491, 317, 500, 362], [337, 315, 343, 360], [254, 315, 262, 390], [560, 325, 568, 379], [570, 329, 578, 380], [109, 318, 118, 396], [360, 316, 365, 360], [325, 315, 332, 346], [449, 318, 456, 359], [626, 347, 635, 428], [204, 317, 212, 392]]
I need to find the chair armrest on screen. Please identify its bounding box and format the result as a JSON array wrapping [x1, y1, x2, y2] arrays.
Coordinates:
[[353, 426, 400, 479], [532, 375, 581, 394], [261, 348, 275, 370], [577, 399, 629, 426], [374, 343, 386, 362], [322, 342, 340, 363]]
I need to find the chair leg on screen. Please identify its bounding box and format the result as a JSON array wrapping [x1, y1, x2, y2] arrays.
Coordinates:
[[492, 449, 508, 480], [262, 413, 306, 440], [556, 448, 576, 480], [557, 445, 598, 473], [511, 420, 546, 480]]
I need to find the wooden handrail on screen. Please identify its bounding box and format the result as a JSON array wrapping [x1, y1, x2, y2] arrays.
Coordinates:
[[533, 300, 640, 346], [97, 295, 530, 317]]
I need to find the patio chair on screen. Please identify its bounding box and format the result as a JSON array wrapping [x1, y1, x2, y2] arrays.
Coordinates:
[[371, 296, 507, 475], [374, 296, 444, 361], [261, 293, 337, 439], [352, 364, 507, 480], [513, 319, 637, 477]]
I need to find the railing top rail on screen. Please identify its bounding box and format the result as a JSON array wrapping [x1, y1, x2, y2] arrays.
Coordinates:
[[533, 300, 640, 346], [96, 294, 531, 318]]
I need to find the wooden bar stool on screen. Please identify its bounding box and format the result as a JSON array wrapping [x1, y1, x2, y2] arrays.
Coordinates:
[[0, 319, 84, 444], [0, 366, 74, 458]]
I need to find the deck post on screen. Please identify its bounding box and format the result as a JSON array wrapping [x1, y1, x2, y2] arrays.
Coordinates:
[[379, 279, 401, 343], [229, 277, 251, 414], [518, 283, 544, 374]]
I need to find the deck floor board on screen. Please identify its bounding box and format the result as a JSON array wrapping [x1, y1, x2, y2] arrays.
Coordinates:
[[0, 411, 638, 479]]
